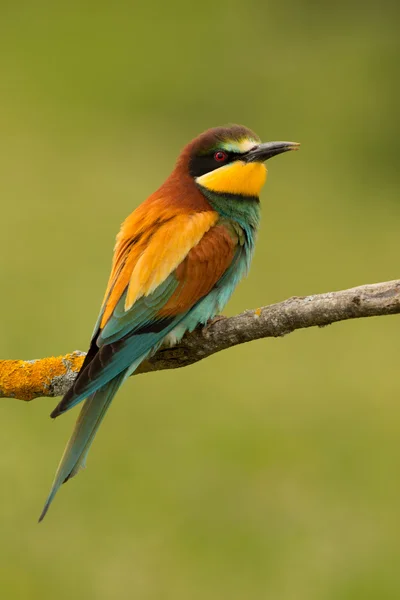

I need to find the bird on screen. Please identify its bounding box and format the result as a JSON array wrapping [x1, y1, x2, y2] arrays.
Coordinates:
[[39, 124, 299, 521]]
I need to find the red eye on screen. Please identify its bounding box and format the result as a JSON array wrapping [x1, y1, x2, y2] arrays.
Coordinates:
[[214, 150, 227, 162]]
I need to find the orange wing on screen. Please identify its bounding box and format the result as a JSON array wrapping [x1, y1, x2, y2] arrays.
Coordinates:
[[158, 223, 237, 317], [100, 197, 218, 328]]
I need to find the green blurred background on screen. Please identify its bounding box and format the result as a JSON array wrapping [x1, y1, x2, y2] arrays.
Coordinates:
[[1, 2, 399, 598]]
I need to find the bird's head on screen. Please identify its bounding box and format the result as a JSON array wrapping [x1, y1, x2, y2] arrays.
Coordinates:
[[181, 124, 299, 200]]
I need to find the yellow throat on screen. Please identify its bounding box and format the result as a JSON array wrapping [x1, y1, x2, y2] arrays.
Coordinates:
[[196, 161, 267, 198]]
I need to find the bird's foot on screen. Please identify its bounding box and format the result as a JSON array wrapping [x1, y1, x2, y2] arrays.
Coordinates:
[[202, 315, 226, 335]]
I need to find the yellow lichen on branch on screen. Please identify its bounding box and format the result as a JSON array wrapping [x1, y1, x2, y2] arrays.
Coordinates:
[[0, 352, 85, 401]]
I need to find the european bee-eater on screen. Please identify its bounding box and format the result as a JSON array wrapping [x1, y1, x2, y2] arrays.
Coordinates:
[[39, 125, 299, 521]]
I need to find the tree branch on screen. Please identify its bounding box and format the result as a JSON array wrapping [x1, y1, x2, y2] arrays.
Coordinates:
[[1, 279, 399, 402]]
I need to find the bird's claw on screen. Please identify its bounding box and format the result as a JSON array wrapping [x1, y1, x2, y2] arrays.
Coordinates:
[[202, 315, 225, 335]]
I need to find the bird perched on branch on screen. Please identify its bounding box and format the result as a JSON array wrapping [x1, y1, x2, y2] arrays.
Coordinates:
[[39, 124, 299, 521]]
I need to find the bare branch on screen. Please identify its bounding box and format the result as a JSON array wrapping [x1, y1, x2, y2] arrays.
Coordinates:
[[1, 279, 399, 402]]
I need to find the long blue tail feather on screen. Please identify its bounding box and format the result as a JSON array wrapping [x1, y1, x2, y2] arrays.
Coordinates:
[[39, 372, 126, 522]]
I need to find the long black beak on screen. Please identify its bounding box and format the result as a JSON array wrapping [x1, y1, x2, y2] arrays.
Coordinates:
[[244, 141, 300, 163]]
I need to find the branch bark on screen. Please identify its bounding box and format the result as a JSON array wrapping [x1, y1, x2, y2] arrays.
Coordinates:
[[1, 279, 399, 402]]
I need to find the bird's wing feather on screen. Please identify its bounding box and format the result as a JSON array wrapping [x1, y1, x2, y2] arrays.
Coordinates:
[[100, 202, 219, 327], [52, 210, 238, 417], [156, 222, 238, 318]]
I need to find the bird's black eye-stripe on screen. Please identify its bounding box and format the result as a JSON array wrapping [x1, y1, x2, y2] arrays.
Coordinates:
[[189, 150, 239, 178]]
